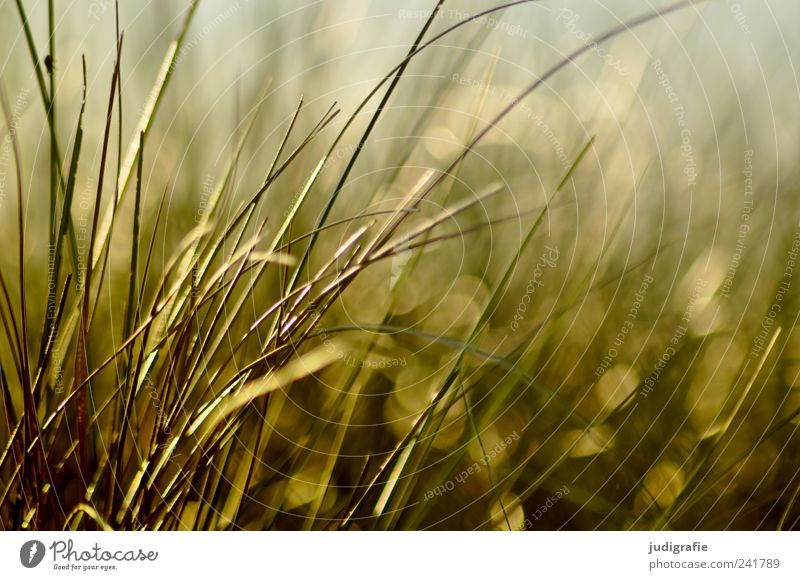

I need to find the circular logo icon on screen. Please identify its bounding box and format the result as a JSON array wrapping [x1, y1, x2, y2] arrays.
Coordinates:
[[20, 540, 46, 568]]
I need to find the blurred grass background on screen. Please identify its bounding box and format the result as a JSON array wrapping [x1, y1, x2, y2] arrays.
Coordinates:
[[1, 0, 800, 530]]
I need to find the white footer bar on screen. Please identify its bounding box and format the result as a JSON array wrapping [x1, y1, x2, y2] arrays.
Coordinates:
[[1, 531, 796, 578]]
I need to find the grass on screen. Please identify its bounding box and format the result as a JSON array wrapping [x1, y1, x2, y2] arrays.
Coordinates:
[[0, 0, 799, 530]]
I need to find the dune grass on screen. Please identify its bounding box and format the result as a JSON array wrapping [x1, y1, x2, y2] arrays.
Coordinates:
[[0, 0, 799, 531]]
